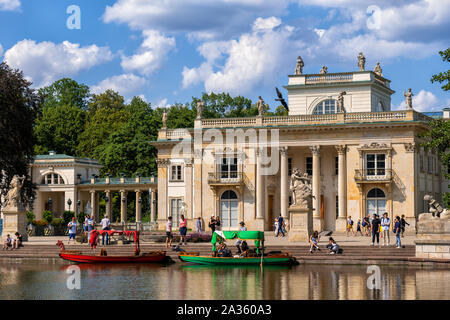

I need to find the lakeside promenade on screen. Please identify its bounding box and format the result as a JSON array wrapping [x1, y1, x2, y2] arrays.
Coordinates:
[[1, 233, 448, 267]]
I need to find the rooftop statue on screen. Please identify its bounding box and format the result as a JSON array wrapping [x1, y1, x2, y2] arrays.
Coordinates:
[[275, 87, 289, 112], [4, 175, 25, 209], [337, 91, 347, 113], [257, 96, 266, 117], [196, 101, 205, 120], [403, 88, 413, 110], [290, 168, 314, 209], [162, 110, 168, 128], [374, 62, 383, 76], [295, 56, 304, 75], [319, 66, 328, 74], [358, 52, 366, 71]]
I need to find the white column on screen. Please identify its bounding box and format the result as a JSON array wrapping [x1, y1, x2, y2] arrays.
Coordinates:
[[135, 190, 142, 223], [89, 190, 96, 219], [310, 146, 322, 231], [150, 189, 156, 222], [335, 145, 347, 232], [280, 147, 289, 219], [256, 148, 265, 221], [105, 190, 112, 218], [120, 190, 127, 223]]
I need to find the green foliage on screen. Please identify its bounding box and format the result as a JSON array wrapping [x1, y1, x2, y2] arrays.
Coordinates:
[[0, 62, 38, 206], [87, 89, 126, 114], [444, 193, 450, 208], [38, 78, 90, 110], [50, 218, 63, 227], [77, 212, 86, 224], [431, 48, 450, 91], [42, 210, 53, 223], [26, 211, 35, 224], [63, 211, 75, 225], [190, 92, 256, 119]]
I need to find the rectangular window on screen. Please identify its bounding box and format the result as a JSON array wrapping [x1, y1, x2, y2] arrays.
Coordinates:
[[335, 156, 339, 175], [366, 154, 385, 176], [46, 174, 52, 184], [220, 157, 238, 179], [170, 198, 182, 227], [306, 157, 313, 176], [427, 156, 433, 174], [288, 158, 292, 176], [170, 165, 183, 181]]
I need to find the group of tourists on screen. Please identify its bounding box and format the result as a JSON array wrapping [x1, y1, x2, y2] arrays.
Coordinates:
[[66, 214, 111, 246], [2, 232, 23, 250], [368, 212, 404, 248], [346, 214, 409, 242]]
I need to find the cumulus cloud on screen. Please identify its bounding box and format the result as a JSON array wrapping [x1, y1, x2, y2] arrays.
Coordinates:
[[91, 73, 147, 97], [394, 90, 441, 112], [0, 44, 3, 57], [4, 40, 113, 87], [0, 0, 20, 11], [182, 17, 298, 95], [103, 0, 290, 39], [121, 30, 175, 76], [153, 98, 171, 109]]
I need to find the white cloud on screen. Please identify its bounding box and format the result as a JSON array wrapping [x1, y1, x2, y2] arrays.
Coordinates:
[[395, 90, 440, 112], [4, 40, 113, 87], [0, 0, 20, 11], [0, 44, 3, 57], [121, 30, 175, 76], [182, 17, 298, 95], [253, 17, 281, 31], [153, 98, 171, 109], [103, 0, 290, 39], [91, 73, 147, 97]]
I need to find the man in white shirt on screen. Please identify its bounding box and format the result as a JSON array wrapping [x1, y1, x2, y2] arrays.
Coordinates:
[[381, 212, 391, 246], [101, 215, 111, 245]]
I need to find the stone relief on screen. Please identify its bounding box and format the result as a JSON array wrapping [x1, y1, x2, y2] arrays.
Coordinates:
[[289, 168, 314, 209]]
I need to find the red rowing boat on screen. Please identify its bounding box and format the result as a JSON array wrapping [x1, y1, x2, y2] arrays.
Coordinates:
[[56, 230, 167, 264]]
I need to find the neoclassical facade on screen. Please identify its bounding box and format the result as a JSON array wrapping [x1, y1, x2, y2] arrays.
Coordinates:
[[153, 64, 448, 234]]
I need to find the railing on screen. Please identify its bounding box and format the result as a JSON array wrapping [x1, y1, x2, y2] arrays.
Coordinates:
[[208, 172, 244, 184], [202, 117, 257, 128], [354, 169, 393, 182], [305, 73, 353, 84], [263, 113, 338, 125], [343, 111, 407, 122]]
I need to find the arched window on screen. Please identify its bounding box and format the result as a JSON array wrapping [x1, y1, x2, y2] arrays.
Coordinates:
[[312, 99, 343, 114], [220, 190, 238, 228], [367, 188, 386, 217], [41, 173, 65, 185]]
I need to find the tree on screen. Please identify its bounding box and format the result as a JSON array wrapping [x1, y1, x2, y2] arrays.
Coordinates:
[[0, 62, 39, 206], [431, 48, 450, 91], [77, 90, 129, 158], [190, 92, 256, 119], [38, 78, 90, 111]]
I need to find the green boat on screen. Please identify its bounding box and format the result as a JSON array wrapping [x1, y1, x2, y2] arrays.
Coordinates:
[[178, 231, 296, 266]]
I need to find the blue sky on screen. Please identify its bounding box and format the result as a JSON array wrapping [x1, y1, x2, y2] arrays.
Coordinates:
[[0, 0, 449, 111]]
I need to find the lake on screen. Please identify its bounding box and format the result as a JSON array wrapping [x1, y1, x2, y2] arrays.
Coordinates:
[[0, 263, 448, 300]]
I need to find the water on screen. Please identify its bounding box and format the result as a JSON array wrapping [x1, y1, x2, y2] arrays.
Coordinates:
[[0, 263, 448, 300]]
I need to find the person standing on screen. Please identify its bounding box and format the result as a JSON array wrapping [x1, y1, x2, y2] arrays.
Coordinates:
[[196, 217, 202, 234], [235, 221, 247, 254], [101, 214, 111, 245], [215, 216, 222, 231], [276, 214, 285, 237], [381, 212, 391, 246], [67, 217, 77, 244], [393, 216, 402, 248], [346, 216, 355, 236], [166, 217, 173, 248], [87, 215, 95, 243], [209, 216, 216, 234], [274, 218, 279, 236], [356, 219, 363, 236], [179, 215, 188, 245], [371, 214, 381, 247], [400, 215, 409, 237]]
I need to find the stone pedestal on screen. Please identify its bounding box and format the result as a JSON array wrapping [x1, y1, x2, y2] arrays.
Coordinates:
[[253, 218, 265, 232], [415, 213, 450, 260], [335, 217, 347, 233], [1, 206, 28, 242], [288, 206, 313, 242]]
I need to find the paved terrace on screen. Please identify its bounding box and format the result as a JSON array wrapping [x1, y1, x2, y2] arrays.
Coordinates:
[[1, 233, 448, 267]]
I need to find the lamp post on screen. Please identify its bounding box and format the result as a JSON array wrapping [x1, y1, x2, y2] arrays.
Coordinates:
[[67, 198, 72, 213]]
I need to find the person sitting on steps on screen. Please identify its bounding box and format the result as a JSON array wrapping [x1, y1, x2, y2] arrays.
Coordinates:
[[309, 231, 321, 253]]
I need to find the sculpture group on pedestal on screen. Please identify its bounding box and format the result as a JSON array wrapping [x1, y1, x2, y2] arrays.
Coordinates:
[[420, 195, 450, 220], [3, 175, 25, 210], [289, 168, 313, 209]]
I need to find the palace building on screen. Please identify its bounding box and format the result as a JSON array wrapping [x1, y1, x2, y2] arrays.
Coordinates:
[[152, 60, 449, 234]]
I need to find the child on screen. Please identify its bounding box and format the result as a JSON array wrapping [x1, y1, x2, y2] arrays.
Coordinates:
[[2, 234, 12, 250], [309, 231, 321, 253]]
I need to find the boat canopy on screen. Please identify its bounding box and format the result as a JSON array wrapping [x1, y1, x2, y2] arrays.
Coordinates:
[[211, 231, 264, 252]]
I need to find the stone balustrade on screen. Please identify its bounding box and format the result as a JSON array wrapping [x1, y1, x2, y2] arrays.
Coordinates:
[[305, 72, 353, 84]]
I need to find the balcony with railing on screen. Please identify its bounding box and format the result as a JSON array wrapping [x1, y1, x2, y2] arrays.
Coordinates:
[[208, 172, 244, 186], [354, 169, 393, 183]]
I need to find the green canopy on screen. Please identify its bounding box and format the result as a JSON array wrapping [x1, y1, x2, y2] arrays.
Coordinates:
[[211, 231, 264, 252]]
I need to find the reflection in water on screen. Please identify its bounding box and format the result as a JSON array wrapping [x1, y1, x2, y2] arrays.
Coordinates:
[[0, 264, 448, 300]]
